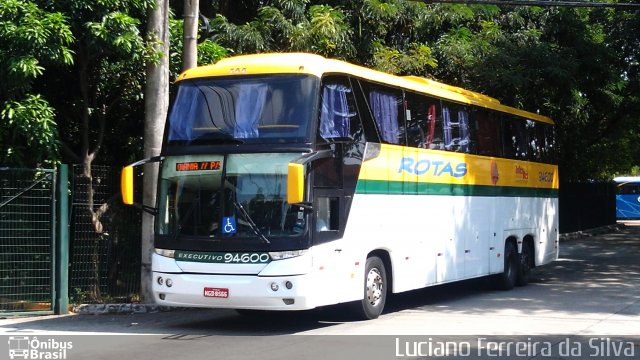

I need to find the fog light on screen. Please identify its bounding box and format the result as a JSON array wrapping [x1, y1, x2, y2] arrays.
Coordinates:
[[285, 281, 293, 290], [157, 277, 164, 286], [282, 298, 294, 305], [270, 282, 279, 291], [166, 278, 173, 287], [159, 293, 166, 300]]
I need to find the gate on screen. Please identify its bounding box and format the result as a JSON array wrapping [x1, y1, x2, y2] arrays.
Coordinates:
[[0, 168, 56, 314]]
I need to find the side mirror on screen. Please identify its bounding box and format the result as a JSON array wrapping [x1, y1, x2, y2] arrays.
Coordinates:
[[287, 163, 305, 204], [121, 166, 134, 205]]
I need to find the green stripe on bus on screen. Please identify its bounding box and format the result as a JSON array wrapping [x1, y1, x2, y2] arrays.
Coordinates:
[[356, 180, 558, 198]]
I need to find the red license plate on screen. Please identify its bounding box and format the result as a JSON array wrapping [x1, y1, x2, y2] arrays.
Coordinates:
[[204, 287, 229, 298]]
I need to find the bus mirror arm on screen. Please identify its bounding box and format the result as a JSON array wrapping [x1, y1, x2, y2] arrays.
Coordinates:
[[133, 203, 158, 216], [287, 150, 333, 206], [295, 202, 313, 211], [292, 149, 333, 164]]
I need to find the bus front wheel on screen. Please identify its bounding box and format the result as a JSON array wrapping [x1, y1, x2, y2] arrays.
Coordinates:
[[353, 256, 387, 320], [497, 241, 518, 290]]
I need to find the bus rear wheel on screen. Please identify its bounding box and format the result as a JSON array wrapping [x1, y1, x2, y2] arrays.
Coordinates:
[[353, 256, 387, 320], [517, 242, 533, 286]]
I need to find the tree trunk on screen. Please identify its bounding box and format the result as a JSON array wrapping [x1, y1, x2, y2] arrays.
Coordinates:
[[183, 0, 199, 71], [142, 0, 170, 303]]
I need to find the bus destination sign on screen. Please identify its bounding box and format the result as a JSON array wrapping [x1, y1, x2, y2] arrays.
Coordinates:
[[176, 161, 222, 172]]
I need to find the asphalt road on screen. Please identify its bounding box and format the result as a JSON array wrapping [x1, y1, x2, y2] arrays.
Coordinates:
[[1, 223, 639, 359]]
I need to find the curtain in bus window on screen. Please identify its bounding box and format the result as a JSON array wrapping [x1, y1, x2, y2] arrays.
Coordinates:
[[443, 106, 452, 149], [168, 84, 201, 141], [426, 105, 437, 148], [369, 90, 399, 144], [443, 106, 471, 152], [234, 83, 267, 138], [458, 110, 470, 153], [320, 84, 352, 139]]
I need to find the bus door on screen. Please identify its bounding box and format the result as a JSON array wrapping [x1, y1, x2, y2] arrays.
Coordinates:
[[310, 75, 368, 304]]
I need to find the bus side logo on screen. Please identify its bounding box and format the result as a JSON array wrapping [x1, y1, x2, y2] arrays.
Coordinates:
[[398, 157, 467, 178]]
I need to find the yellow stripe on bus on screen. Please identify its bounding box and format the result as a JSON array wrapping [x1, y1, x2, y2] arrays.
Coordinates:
[[359, 144, 559, 190]]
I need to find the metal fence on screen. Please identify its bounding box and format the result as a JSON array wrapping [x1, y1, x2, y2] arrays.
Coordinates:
[[69, 165, 141, 304], [559, 181, 617, 233], [0, 168, 56, 313]]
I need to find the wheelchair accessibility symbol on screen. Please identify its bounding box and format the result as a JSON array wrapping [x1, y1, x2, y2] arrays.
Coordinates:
[[222, 217, 236, 234]]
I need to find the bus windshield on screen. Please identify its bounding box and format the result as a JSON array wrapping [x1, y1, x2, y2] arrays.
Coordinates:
[[156, 153, 307, 244], [167, 74, 318, 145]]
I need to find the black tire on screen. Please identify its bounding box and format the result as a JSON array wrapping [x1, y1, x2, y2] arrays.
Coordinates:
[[516, 242, 533, 286], [497, 241, 518, 290], [353, 256, 387, 320]]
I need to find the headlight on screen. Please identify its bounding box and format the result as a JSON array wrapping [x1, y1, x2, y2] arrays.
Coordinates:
[[155, 248, 176, 258], [268, 250, 307, 260]]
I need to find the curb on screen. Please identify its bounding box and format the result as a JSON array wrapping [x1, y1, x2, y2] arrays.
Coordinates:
[[72, 304, 184, 315], [559, 223, 624, 241]]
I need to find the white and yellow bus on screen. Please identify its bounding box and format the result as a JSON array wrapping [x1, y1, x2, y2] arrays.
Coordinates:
[[122, 53, 559, 319]]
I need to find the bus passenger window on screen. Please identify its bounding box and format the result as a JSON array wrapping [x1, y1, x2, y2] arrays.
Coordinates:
[[474, 109, 501, 157], [362, 83, 405, 145], [442, 103, 473, 153], [318, 77, 362, 142], [503, 117, 529, 160], [405, 92, 441, 149]]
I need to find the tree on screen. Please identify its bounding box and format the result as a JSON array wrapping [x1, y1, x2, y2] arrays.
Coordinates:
[[34, 0, 156, 301], [182, 0, 199, 71], [0, 0, 73, 167], [141, 0, 170, 303]]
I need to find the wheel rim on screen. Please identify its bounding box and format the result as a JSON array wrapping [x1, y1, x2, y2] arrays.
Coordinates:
[[366, 267, 384, 307]]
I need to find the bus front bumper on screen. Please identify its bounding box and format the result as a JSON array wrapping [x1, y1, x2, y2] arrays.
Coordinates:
[[152, 272, 315, 310]]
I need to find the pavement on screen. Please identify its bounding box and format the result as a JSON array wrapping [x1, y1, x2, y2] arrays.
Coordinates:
[[0, 221, 638, 337]]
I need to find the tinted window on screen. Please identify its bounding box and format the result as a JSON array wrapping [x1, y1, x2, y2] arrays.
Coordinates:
[[405, 92, 441, 149], [473, 109, 502, 157], [361, 82, 406, 145], [442, 101, 474, 153], [167, 74, 317, 145], [318, 76, 363, 142], [619, 184, 640, 195], [503, 116, 529, 160]]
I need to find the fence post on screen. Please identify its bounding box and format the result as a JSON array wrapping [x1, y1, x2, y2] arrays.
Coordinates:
[[55, 164, 70, 314]]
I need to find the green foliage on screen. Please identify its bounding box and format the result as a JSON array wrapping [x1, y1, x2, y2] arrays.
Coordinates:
[[169, 18, 228, 79], [1, 95, 60, 167], [210, 2, 354, 59], [0, 0, 74, 167], [371, 42, 437, 75], [37, 0, 156, 167]]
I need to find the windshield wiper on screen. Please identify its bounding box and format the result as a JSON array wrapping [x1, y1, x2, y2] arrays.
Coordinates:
[[233, 200, 270, 244]]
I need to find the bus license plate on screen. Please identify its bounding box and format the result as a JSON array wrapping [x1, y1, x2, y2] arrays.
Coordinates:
[[204, 287, 229, 298]]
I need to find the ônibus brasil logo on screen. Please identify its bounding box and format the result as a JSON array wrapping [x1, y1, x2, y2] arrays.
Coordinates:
[[8, 336, 73, 359]]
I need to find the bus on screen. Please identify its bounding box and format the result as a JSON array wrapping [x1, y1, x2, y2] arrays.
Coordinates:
[[614, 176, 640, 219], [121, 53, 559, 319]]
